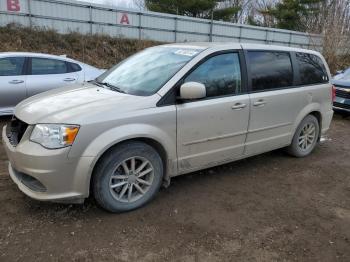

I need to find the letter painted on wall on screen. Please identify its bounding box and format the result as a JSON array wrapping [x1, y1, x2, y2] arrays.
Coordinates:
[[117, 13, 132, 25], [7, 0, 21, 11]]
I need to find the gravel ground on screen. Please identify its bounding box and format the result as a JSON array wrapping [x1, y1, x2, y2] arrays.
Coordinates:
[[0, 114, 349, 262]]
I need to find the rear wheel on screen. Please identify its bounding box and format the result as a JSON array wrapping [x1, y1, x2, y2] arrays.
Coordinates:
[[92, 141, 163, 213], [287, 115, 320, 157]]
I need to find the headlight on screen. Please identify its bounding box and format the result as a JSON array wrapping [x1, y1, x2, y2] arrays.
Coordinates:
[[30, 124, 80, 149]]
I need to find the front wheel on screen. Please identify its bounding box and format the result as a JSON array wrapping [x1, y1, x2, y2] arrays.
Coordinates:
[[92, 141, 163, 213], [287, 115, 320, 157]]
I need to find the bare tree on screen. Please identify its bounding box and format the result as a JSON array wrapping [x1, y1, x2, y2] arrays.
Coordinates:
[[217, 0, 253, 23], [133, 0, 146, 11], [245, 0, 278, 27], [305, 0, 350, 72]]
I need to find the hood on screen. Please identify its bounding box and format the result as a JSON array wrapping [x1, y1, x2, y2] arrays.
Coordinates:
[[15, 83, 159, 124], [332, 79, 350, 88]]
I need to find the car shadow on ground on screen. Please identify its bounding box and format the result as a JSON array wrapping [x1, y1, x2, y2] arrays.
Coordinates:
[[15, 148, 289, 216]]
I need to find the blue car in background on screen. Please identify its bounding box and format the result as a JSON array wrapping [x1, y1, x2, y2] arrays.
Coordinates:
[[332, 67, 350, 114]]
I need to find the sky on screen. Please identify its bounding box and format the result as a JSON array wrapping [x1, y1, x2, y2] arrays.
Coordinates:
[[77, 0, 140, 9]]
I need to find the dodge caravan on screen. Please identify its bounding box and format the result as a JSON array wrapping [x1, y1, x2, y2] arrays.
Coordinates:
[[2, 43, 334, 212]]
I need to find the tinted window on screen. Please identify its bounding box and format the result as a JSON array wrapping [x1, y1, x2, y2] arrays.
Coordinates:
[[0, 57, 25, 76], [296, 53, 328, 85], [69, 62, 82, 72], [184, 53, 241, 97], [248, 51, 293, 92], [31, 58, 68, 75]]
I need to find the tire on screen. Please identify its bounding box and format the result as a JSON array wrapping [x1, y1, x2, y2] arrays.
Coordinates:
[[92, 141, 163, 213], [287, 115, 320, 158]]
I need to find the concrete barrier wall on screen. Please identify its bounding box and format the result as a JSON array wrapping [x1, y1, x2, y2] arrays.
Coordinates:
[[0, 0, 323, 50]]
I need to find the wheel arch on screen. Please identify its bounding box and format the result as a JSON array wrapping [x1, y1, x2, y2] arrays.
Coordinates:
[[88, 136, 175, 197], [309, 111, 322, 140], [93, 137, 168, 175], [292, 104, 323, 143]]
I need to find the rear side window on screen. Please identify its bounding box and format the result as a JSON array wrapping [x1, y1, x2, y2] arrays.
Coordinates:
[[68, 62, 82, 72], [31, 58, 68, 75], [0, 57, 25, 76], [296, 53, 328, 85], [248, 51, 293, 92], [184, 52, 241, 97]]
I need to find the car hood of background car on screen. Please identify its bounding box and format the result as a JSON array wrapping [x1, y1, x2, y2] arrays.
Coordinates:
[[15, 83, 159, 125], [332, 79, 350, 88]]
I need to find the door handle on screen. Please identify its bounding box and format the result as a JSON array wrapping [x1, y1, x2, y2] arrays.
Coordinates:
[[9, 80, 24, 84], [253, 100, 266, 107], [231, 103, 246, 110], [63, 78, 76, 82]]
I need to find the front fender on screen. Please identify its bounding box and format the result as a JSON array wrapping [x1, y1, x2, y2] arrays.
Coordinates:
[[83, 123, 176, 158], [84, 122, 176, 180]]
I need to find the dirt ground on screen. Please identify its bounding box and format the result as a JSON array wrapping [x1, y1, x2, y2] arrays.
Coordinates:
[[0, 114, 349, 262]]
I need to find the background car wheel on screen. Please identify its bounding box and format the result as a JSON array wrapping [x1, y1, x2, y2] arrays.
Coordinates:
[[287, 114, 320, 158], [92, 141, 163, 213]]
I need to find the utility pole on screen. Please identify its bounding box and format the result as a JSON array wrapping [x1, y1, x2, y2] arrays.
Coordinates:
[[209, 9, 214, 42]]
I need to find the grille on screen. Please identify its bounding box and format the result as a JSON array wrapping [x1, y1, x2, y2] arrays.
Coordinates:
[[5, 116, 28, 146], [333, 102, 350, 110], [335, 87, 350, 99]]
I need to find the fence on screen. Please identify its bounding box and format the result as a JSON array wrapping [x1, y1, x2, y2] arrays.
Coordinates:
[[0, 0, 323, 50]]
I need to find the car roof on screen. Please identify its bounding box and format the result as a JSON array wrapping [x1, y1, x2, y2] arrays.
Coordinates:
[[0, 52, 80, 63], [2, 44, 320, 57], [162, 42, 320, 55]]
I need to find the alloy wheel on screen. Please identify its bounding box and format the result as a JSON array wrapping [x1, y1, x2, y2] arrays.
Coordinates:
[[298, 122, 316, 151], [109, 156, 154, 203]]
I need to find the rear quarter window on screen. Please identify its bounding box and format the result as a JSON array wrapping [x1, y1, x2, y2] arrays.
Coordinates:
[[296, 53, 328, 85], [68, 62, 82, 72]]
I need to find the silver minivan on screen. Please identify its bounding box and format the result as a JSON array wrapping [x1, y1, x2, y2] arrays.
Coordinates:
[[2, 43, 334, 212]]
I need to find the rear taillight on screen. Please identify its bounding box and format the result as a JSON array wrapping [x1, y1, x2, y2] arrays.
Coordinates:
[[332, 85, 336, 102]]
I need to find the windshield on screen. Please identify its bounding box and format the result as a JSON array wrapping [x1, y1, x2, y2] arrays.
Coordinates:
[[96, 46, 203, 96]]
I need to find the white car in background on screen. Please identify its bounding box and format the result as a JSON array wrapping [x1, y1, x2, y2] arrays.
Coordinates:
[[0, 52, 105, 116]]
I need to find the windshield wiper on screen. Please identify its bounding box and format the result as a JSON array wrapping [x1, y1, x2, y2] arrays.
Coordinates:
[[89, 80, 126, 93], [88, 79, 104, 87], [102, 82, 126, 94]]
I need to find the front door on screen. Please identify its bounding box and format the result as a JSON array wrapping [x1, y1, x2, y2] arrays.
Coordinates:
[[0, 57, 26, 114], [176, 52, 250, 173]]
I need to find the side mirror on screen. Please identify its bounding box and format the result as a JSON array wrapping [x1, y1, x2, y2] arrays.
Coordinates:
[[179, 82, 206, 100]]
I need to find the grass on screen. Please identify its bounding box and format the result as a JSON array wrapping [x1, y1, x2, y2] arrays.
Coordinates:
[[0, 23, 348, 72], [0, 24, 160, 69]]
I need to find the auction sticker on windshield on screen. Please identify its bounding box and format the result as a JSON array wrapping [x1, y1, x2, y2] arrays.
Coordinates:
[[174, 49, 199, 57]]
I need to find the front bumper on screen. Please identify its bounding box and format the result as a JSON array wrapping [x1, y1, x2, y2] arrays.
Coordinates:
[[2, 125, 94, 203]]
